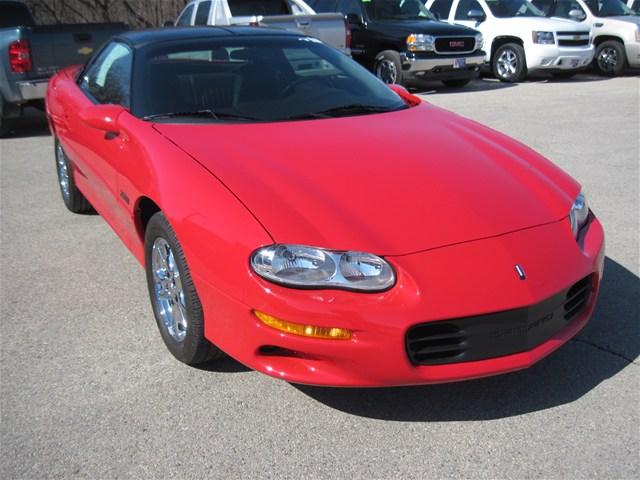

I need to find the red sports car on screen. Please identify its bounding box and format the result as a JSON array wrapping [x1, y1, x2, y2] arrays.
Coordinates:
[[46, 27, 604, 387]]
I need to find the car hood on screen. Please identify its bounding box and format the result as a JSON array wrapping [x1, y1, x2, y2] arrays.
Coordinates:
[[603, 15, 640, 27], [502, 16, 590, 31], [371, 19, 480, 36], [153, 104, 578, 256]]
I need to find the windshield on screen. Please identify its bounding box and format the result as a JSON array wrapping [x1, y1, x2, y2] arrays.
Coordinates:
[[134, 37, 408, 122], [363, 0, 436, 21], [485, 0, 546, 17], [583, 0, 634, 16]]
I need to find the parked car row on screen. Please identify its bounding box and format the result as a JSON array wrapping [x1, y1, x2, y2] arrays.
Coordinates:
[[175, 0, 639, 86]]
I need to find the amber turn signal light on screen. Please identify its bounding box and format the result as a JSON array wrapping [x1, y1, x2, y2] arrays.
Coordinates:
[[254, 310, 352, 340]]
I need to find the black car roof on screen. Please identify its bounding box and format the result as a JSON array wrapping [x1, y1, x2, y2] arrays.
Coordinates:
[[116, 26, 302, 48]]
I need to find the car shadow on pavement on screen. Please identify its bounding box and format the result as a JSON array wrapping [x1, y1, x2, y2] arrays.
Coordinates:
[[410, 77, 518, 95], [2, 107, 50, 139], [293, 256, 639, 421]]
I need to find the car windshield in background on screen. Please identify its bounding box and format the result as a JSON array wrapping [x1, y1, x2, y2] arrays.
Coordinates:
[[363, 0, 436, 20], [135, 37, 408, 123], [583, 0, 633, 15], [485, 0, 546, 17]]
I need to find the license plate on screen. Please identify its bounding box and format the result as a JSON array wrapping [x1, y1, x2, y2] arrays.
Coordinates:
[[453, 58, 466, 69]]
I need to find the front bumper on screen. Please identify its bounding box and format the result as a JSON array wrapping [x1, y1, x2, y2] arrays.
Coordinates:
[[527, 44, 594, 71], [194, 216, 605, 387], [401, 52, 486, 80], [625, 41, 640, 68]]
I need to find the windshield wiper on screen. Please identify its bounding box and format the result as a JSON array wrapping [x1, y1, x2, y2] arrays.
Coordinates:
[[287, 104, 404, 120], [143, 109, 260, 122]]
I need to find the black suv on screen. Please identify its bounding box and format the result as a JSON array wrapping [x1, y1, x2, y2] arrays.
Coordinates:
[[308, 0, 486, 87]]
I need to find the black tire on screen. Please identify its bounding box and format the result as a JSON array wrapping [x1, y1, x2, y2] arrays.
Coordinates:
[[442, 78, 472, 88], [374, 50, 404, 86], [0, 95, 14, 138], [55, 139, 93, 213], [144, 211, 223, 366], [594, 40, 626, 76], [492, 43, 527, 83]]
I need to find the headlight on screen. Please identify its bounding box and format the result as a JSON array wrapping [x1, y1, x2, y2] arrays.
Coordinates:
[[569, 191, 589, 238], [407, 34, 435, 52], [532, 31, 555, 44], [475, 33, 484, 50], [251, 244, 396, 291]]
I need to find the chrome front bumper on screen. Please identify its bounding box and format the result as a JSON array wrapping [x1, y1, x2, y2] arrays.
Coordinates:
[[401, 53, 486, 73]]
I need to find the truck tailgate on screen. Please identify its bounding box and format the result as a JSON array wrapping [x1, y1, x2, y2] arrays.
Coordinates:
[[28, 23, 127, 77], [233, 13, 348, 52]]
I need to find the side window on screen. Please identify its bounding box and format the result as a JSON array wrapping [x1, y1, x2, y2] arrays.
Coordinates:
[[338, 0, 364, 17], [194, 1, 211, 25], [531, 0, 554, 14], [80, 42, 132, 107], [176, 4, 195, 26], [554, 0, 585, 17], [455, 0, 483, 19], [430, 0, 454, 19]]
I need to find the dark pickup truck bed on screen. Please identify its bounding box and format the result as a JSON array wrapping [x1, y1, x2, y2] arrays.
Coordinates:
[[0, 0, 127, 136]]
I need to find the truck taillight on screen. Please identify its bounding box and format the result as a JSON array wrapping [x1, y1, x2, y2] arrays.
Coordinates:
[[344, 19, 352, 49], [9, 39, 32, 73]]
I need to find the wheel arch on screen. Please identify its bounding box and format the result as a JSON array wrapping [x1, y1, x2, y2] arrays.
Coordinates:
[[490, 36, 524, 59], [592, 35, 624, 47], [135, 196, 162, 244]]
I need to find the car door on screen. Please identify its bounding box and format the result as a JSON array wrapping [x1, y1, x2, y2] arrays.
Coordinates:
[[65, 41, 133, 238], [340, 0, 370, 60]]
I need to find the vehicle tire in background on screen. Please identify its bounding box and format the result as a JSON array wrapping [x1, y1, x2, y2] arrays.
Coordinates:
[[492, 43, 527, 82], [442, 78, 472, 88], [374, 50, 404, 86], [594, 40, 626, 76], [55, 139, 93, 213], [144, 211, 223, 366], [0, 95, 14, 138]]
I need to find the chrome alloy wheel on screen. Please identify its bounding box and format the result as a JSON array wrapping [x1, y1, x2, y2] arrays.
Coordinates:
[[597, 47, 618, 72], [376, 59, 398, 84], [496, 49, 518, 79], [56, 143, 71, 201], [151, 237, 187, 342]]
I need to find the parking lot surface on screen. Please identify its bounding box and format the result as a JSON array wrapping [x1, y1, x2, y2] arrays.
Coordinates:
[[1, 75, 638, 479]]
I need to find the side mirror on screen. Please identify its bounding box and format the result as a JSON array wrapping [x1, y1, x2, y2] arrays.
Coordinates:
[[467, 9, 486, 21], [163, 20, 175, 27], [568, 9, 586, 20], [388, 84, 421, 106], [79, 104, 125, 135], [345, 13, 364, 26]]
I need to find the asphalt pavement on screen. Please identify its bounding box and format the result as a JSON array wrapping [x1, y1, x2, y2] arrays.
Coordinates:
[[1, 74, 638, 479]]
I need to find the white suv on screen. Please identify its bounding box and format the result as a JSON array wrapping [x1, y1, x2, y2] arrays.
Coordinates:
[[532, 0, 640, 75], [427, 0, 594, 81]]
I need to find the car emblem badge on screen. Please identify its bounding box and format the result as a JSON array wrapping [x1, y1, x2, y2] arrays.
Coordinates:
[[515, 264, 526, 280], [449, 40, 465, 48]]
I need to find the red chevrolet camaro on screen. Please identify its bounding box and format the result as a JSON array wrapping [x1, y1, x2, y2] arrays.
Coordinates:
[[46, 27, 604, 387]]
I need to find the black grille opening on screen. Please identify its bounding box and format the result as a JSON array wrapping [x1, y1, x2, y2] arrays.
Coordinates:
[[434, 37, 475, 53], [558, 39, 590, 47], [406, 323, 467, 364], [564, 275, 592, 321]]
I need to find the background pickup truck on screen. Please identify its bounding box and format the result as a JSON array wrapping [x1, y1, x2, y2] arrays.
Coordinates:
[[308, 0, 485, 88], [174, 0, 350, 55], [0, 0, 127, 136]]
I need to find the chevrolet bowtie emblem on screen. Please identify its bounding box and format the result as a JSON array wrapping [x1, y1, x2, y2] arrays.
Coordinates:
[[78, 47, 94, 56]]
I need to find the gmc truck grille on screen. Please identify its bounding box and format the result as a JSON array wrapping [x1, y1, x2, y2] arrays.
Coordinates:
[[557, 31, 590, 47], [405, 275, 594, 366], [434, 37, 476, 54]]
